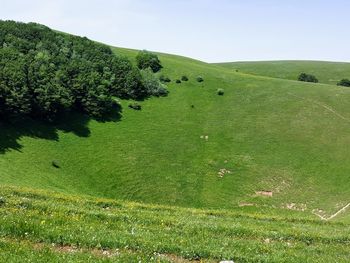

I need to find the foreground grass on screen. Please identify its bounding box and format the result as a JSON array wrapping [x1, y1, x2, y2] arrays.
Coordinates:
[[0, 186, 350, 262]]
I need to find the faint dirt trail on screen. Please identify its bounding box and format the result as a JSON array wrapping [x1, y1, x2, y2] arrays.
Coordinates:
[[313, 203, 350, 221], [289, 92, 350, 220], [288, 93, 350, 122]]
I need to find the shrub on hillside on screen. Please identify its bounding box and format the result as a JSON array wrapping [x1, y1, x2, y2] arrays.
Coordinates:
[[176, 79, 182, 84], [52, 160, 60, 168], [337, 79, 350, 87], [217, 89, 224, 95], [298, 73, 318, 83], [140, 69, 169, 97], [196, 76, 204, 82], [136, 50, 162, 73], [159, 75, 171, 83], [181, 75, 189, 81], [128, 102, 142, 110]]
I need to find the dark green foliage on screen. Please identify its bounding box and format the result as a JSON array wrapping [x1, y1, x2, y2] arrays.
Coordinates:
[[159, 75, 171, 83], [128, 102, 141, 110], [181, 75, 189, 81], [0, 20, 155, 120], [140, 69, 168, 97], [337, 79, 350, 87], [176, 80, 181, 84], [136, 50, 162, 73], [196, 76, 204, 82], [217, 89, 224, 95], [298, 73, 318, 83]]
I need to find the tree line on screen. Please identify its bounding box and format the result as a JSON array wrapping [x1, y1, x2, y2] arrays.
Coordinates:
[[0, 20, 167, 120]]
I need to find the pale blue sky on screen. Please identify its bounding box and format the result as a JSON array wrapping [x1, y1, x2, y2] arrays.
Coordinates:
[[0, 0, 349, 62]]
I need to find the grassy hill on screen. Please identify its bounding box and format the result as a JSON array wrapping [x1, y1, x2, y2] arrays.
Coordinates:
[[1, 47, 350, 218], [215, 60, 350, 85], [1, 38, 350, 261]]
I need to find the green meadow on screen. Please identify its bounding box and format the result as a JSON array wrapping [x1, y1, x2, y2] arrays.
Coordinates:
[[1, 43, 350, 261]]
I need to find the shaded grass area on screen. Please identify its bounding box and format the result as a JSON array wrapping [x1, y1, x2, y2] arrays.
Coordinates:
[[0, 186, 350, 262]]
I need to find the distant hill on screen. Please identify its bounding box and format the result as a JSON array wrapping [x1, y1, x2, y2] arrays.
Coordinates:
[[215, 60, 350, 85]]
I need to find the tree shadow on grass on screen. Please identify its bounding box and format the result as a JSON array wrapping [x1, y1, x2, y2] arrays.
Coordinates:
[[0, 107, 122, 154]]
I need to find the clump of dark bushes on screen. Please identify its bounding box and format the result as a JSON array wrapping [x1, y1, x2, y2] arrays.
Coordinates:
[[196, 76, 204, 82], [298, 73, 318, 83], [140, 69, 169, 97], [217, 89, 225, 95], [176, 80, 182, 84], [0, 21, 168, 121], [181, 76, 189, 81], [337, 79, 350, 87], [136, 50, 162, 73], [159, 75, 171, 83], [128, 102, 142, 110]]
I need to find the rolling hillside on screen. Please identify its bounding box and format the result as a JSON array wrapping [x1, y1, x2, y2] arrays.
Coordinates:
[[1, 47, 350, 219], [215, 60, 350, 85]]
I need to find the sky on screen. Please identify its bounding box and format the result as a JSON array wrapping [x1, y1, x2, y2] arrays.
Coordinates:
[[0, 0, 349, 62]]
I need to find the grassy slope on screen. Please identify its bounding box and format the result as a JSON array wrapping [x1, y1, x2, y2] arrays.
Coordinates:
[[1, 48, 350, 221], [1, 186, 350, 263], [215, 60, 350, 85]]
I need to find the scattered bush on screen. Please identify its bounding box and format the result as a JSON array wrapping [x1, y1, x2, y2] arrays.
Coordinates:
[[136, 50, 162, 73], [298, 73, 318, 83], [181, 75, 189, 81], [52, 160, 60, 168], [196, 76, 204, 82], [128, 102, 142, 110], [217, 89, 225, 95], [140, 69, 169, 97], [337, 79, 350, 87], [176, 80, 182, 84], [159, 75, 171, 83]]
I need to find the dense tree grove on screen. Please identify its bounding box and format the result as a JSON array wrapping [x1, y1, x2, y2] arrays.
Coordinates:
[[298, 73, 318, 83], [0, 21, 166, 120]]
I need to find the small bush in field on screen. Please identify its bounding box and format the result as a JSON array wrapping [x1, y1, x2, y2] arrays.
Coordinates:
[[181, 75, 189, 81], [128, 102, 142, 110], [196, 76, 204, 82], [176, 79, 181, 84], [298, 73, 318, 83], [52, 160, 60, 168], [217, 89, 224, 95], [337, 79, 350, 87], [159, 75, 171, 83]]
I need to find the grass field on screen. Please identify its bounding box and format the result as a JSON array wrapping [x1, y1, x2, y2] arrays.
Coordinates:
[[0, 186, 350, 262], [215, 60, 350, 85], [1, 48, 350, 217], [1, 43, 350, 261]]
